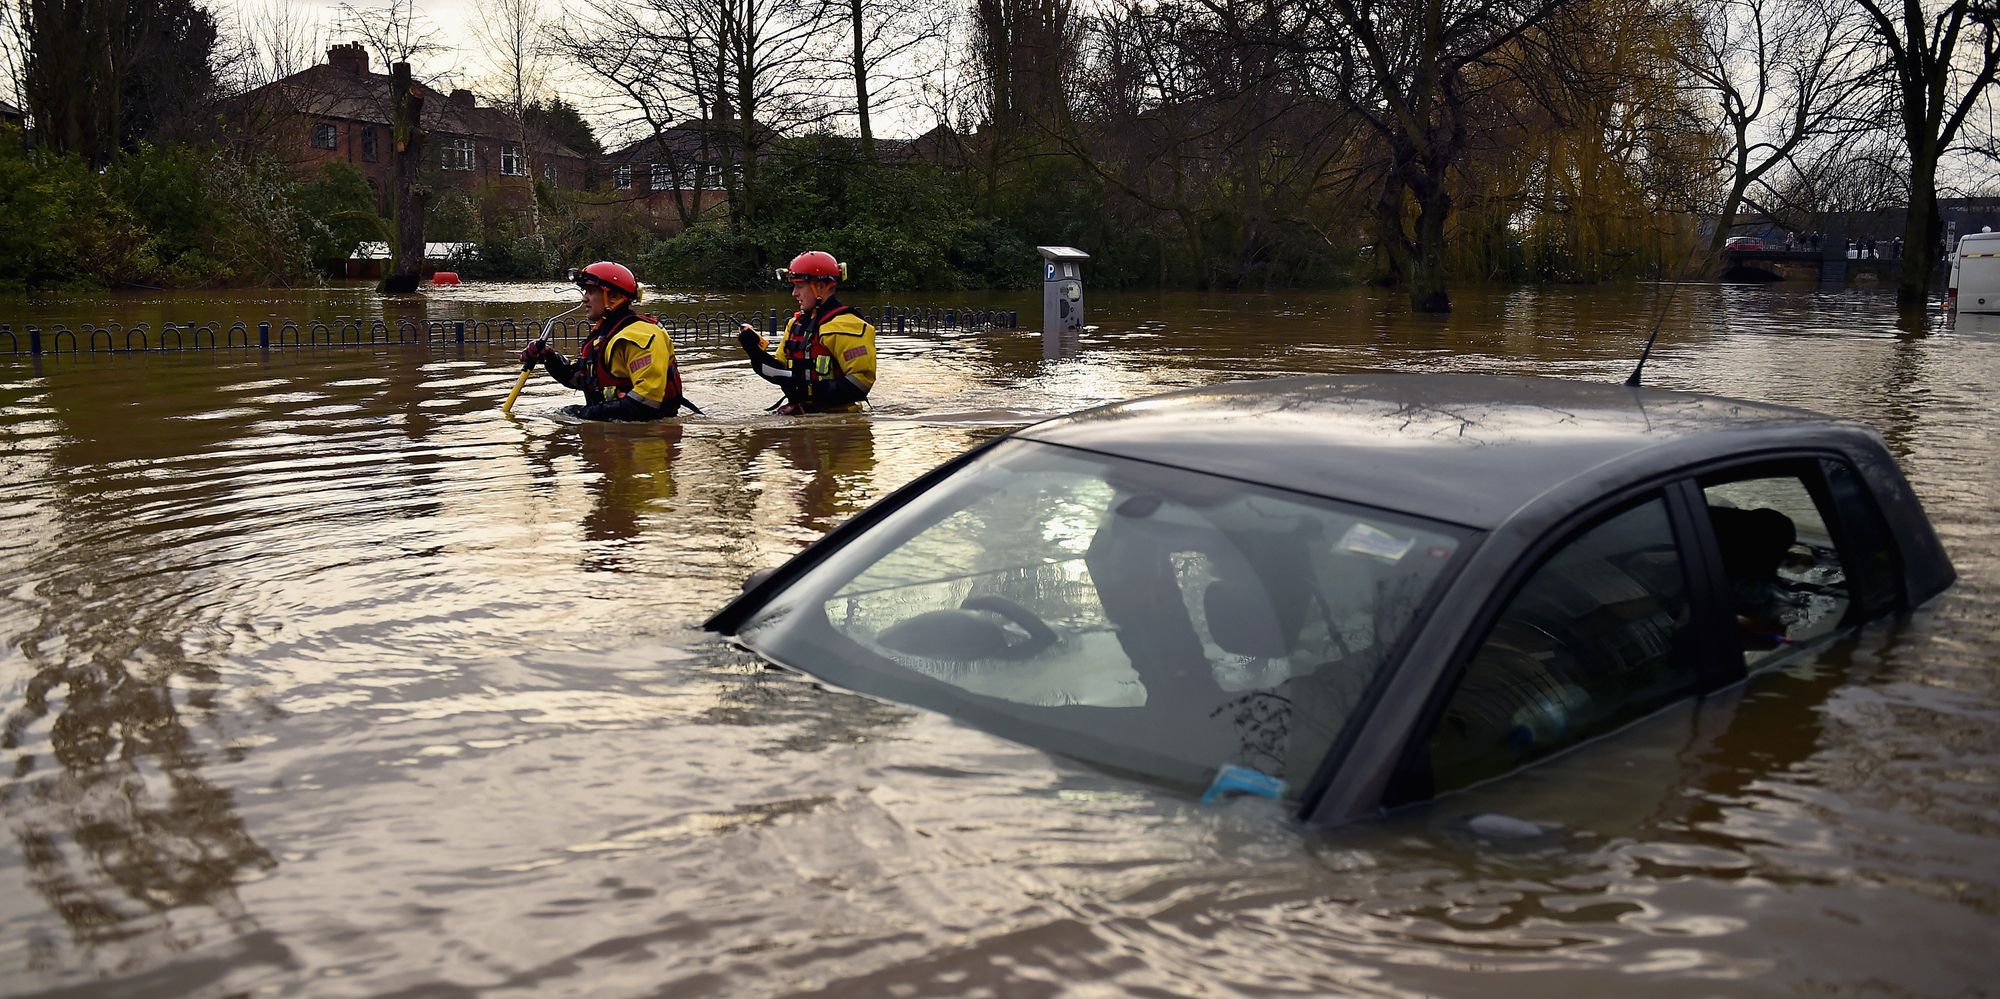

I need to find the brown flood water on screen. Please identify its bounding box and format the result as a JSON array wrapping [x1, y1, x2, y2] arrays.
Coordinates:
[[2, 282, 1997, 996]]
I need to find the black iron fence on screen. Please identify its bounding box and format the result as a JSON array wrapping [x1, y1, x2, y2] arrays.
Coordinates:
[[0, 305, 1019, 357]]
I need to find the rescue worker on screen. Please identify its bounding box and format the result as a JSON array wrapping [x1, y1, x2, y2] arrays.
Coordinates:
[[737, 250, 877, 414], [521, 261, 698, 421]]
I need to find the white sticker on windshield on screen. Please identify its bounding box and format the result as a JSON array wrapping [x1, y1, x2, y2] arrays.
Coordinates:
[[1341, 522, 1414, 562]]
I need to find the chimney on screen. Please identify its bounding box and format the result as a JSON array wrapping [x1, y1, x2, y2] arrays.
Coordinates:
[[327, 42, 368, 75], [448, 89, 476, 110]]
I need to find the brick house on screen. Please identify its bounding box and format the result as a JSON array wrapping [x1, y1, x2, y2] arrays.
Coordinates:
[[232, 43, 587, 212], [602, 123, 759, 229]]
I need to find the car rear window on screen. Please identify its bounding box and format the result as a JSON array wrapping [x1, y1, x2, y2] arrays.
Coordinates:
[[733, 440, 1469, 796]]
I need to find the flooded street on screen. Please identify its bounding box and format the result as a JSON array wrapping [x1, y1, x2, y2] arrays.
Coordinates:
[[2, 282, 1996, 996]]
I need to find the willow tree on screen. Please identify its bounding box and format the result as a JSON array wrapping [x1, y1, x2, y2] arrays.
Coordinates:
[[1490, 0, 1715, 280]]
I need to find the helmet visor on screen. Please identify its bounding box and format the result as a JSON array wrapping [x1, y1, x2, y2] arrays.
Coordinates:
[[776, 268, 839, 284]]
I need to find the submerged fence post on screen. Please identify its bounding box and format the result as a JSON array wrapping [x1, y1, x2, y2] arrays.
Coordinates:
[[455, 321, 465, 345], [258, 321, 270, 350], [767, 309, 779, 336]]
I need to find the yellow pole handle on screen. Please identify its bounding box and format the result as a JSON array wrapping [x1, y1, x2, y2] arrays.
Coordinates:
[[501, 368, 533, 416], [502, 302, 582, 417]]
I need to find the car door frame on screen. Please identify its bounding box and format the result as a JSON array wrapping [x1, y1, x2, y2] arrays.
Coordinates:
[[1302, 447, 1906, 824]]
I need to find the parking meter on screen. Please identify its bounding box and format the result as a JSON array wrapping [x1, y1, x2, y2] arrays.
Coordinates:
[[1037, 246, 1089, 335]]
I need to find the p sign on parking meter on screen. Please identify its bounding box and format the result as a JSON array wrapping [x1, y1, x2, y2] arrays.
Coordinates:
[[1036, 245, 1089, 336]]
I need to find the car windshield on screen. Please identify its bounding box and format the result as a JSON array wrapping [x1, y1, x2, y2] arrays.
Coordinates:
[[732, 440, 1469, 797]]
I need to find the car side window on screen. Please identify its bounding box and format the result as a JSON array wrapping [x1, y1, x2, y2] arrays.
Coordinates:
[[1701, 469, 1853, 668], [1428, 497, 1696, 791]]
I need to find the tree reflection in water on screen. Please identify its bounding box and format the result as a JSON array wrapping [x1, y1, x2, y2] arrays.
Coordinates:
[[4, 600, 274, 955]]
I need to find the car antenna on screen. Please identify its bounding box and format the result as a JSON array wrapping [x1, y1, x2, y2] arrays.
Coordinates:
[[1627, 227, 1702, 387]]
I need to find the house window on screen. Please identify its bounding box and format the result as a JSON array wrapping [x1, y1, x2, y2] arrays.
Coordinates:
[[613, 164, 631, 189], [500, 144, 525, 176], [441, 137, 474, 171], [359, 126, 378, 162], [543, 164, 559, 187], [651, 162, 673, 190], [311, 123, 337, 150]]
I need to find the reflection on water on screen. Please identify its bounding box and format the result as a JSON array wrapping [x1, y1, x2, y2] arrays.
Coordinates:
[[1, 284, 1995, 995]]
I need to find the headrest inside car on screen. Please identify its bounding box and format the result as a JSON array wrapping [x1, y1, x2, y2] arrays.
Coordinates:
[[1708, 505, 1797, 582], [1204, 579, 1292, 659]]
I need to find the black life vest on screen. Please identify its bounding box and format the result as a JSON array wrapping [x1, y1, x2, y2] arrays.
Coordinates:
[[783, 301, 853, 382]]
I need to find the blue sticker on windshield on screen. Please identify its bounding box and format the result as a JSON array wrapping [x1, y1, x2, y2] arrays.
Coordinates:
[[1201, 764, 1288, 806], [1340, 522, 1414, 561]]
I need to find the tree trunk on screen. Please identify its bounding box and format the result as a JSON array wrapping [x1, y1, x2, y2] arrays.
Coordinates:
[[851, 0, 873, 158], [1372, 172, 1410, 288], [1409, 175, 1452, 313], [1898, 154, 1940, 309], [1711, 160, 1751, 252], [380, 61, 428, 294]]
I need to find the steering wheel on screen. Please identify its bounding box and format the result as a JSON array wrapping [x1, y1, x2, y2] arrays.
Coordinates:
[[960, 594, 1060, 659], [875, 593, 1061, 662]]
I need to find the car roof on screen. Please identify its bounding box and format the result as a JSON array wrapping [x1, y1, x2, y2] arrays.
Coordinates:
[[1013, 373, 1878, 530]]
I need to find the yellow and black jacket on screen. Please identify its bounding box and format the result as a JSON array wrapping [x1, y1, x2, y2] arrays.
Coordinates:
[[542, 308, 693, 420], [746, 296, 877, 413]]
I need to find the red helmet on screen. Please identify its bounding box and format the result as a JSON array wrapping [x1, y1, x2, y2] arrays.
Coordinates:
[[776, 250, 846, 284], [570, 261, 639, 298]]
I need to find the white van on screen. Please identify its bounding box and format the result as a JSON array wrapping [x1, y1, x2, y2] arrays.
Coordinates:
[[1949, 228, 2000, 313]]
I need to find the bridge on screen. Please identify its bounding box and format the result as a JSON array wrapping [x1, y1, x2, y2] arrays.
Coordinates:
[[1721, 246, 1906, 283]]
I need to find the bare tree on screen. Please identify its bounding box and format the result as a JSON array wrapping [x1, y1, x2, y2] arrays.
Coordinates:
[[233, 0, 324, 90], [1853, 0, 2000, 308], [973, 0, 1078, 139], [911, 7, 976, 136], [1062, 0, 1363, 287], [827, 0, 947, 156], [1676, 0, 1876, 251], [334, 0, 449, 292], [1, 2, 27, 122], [334, 0, 449, 74], [472, 0, 555, 264], [1307, 0, 1572, 312], [560, 0, 832, 234]]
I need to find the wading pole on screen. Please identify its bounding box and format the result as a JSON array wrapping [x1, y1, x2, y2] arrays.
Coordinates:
[[503, 303, 583, 416]]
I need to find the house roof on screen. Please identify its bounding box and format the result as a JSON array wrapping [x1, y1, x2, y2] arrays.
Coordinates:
[[609, 120, 775, 163], [240, 64, 585, 159]]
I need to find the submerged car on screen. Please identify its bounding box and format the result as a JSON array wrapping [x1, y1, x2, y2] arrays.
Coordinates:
[[706, 375, 1954, 825]]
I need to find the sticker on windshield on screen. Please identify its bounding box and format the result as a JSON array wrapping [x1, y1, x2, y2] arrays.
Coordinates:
[[1341, 522, 1415, 561]]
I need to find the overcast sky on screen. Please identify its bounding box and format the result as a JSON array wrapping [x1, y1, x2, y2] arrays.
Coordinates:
[[205, 0, 943, 145]]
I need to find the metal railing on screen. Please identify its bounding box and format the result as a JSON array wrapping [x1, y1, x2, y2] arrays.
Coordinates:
[[0, 305, 1019, 357]]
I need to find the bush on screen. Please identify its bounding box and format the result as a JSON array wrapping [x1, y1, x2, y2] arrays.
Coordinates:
[[642, 135, 1045, 292], [0, 129, 156, 290], [0, 133, 366, 289]]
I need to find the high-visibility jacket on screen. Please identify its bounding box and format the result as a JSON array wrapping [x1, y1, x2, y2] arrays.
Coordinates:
[[776, 297, 876, 412], [576, 310, 683, 411]]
